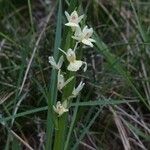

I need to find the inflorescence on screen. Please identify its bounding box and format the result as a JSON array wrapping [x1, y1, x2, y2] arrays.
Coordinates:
[[49, 10, 95, 117]]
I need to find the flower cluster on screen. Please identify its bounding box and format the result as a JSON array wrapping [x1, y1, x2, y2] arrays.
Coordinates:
[[49, 10, 95, 117]]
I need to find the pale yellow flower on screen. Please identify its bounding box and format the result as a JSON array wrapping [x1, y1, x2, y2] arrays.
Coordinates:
[[72, 26, 96, 47], [57, 70, 74, 91], [59, 48, 87, 72], [72, 81, 85, 97], [53, 101, 68, 117], [48, 56, 64, 70], [65, 11, 84, 27], [66, 49, 83, 71]]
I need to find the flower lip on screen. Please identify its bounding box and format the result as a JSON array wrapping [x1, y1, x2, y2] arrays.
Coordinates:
[[67, 60, 83, 72]]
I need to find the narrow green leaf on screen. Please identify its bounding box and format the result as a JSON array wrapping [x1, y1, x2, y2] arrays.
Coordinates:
[[64, 97, 80, 150], [71, 99, 138, 107], [45, 0, 62, 149], [27, 0, 35, 34], [0, 106, 48, 123], [0, 99, 137, 124]]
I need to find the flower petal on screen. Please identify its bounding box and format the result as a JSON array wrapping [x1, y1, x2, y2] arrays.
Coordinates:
[[65, 11, 70, 21], [57, 70, 65, 90], [53, 105, 57, 113], [71, 11, 78, 17], [74, 26, 82, 36], [58, 55, 64, 69], [72, 36, 81, 41], [83, 61, 87, 72], [78, 14, 84, 23], [89, 38, 96, 43], [67, 61, 83, 72], [87, 28, 93, 37], [65, 22, 79, 27], [72, 81, 85, 97], [82, 39, 93, 47], [66, 48, 76, 62], [82, 26, 88, 33], [48, 56, 58, 69]]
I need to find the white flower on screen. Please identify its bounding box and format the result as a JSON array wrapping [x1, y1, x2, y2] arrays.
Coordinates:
[[72, 26, 96, 47], [66, 49, 83, 71], [65, 11, 84, 27], [72, 81, 85, 97], [53, 101, 68, 117], [57, 70, 74, 91], [48, 56, 64, 70], [59, 48, 87, 72]]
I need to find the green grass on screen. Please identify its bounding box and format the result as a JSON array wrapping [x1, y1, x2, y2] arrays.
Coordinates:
[[0, 0, 150, 149]]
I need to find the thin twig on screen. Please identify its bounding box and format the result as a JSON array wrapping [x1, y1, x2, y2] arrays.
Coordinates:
[[0, 91, 15, 105], [10, 130, 34, 150], [109, 106, 131, 150]]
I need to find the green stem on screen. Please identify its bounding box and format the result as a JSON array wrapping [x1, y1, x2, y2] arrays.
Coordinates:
[[53, 6, 77, 148], [53, 71, 75, 150], [53, 113, 67, 150]]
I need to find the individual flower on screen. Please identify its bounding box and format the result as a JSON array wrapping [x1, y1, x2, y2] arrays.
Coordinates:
[[59, 48, 87, 72], [72, 26, 96, 47], [65, 11, 84, 27], [53, 101, 68, 117], [57, 70, 74, 91], [48, 56, 64, 70], [72, 81, 85, 97]]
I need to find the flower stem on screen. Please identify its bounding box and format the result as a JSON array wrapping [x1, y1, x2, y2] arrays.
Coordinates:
[[53, 113, 67, 150], [53, 23, 75, 150], [73, 42, 79, 51], [53, 71, 75, 150]]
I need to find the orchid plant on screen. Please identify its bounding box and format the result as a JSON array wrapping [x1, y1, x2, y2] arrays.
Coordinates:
[[47, 9, 96, 150], [49, 10, 95, 117]]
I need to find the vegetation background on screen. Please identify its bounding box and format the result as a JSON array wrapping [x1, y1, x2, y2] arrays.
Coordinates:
[[0, 0, 150, 149]]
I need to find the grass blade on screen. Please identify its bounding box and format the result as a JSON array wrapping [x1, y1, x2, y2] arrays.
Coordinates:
[[45, 0, 62, 149], [71, 99, 138, 107], [64, 97, 80, 150]]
